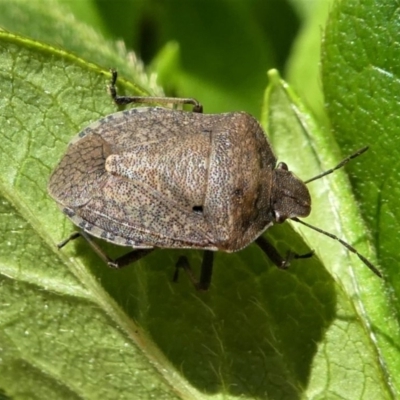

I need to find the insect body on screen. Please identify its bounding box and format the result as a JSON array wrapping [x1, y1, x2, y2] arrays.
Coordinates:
[[48, 70, 381, 290]]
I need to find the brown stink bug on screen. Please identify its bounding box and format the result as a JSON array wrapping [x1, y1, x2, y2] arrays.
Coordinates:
[[48, 70, 381, 290]]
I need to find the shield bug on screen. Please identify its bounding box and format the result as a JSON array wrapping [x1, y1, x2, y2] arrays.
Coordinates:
[[48, 70, 381, 290]]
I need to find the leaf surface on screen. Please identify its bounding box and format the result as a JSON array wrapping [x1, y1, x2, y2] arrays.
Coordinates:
[[0, 0, 397, 398]]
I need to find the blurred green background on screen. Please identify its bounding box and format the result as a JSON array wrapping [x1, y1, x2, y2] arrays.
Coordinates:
[[63, 0, 302, 115], [1, 0, 329, 118]]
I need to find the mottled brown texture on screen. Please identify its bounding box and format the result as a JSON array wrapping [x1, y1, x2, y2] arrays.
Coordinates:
[[48, 107, 311, 252]]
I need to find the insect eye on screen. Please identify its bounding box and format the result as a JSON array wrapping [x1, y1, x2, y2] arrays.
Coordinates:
[[277, 162, 288, 171]]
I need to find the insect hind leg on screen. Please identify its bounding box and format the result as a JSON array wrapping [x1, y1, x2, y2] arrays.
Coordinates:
[[174, 251, 214, 290], [57, 231, 154, 268]]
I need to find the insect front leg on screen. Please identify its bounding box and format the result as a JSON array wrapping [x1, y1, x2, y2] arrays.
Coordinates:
[[174, 250, 214, 291], [109, 69, 203, 113], [255, 236, 313, 269], [58, 231, 154, 268]]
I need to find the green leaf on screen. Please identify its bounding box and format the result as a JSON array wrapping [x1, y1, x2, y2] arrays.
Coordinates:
[[0, 30, 336, 398], [58, 0, 113, 42], [0, 0, 397, 398], [322, 0, 400, 395], [0, 0, 159, 93], [263, 70, 391, 397], [0, 32, 186, 400], [285, 0, 332, 127]]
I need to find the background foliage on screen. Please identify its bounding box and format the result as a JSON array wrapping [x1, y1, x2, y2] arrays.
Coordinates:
[[0, 0, 398, 399]]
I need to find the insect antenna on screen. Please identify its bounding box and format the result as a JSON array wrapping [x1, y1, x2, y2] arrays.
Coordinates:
[[299, 146, 381, 278], [292, 217, 381, 278], [304, 146, 369, 184]]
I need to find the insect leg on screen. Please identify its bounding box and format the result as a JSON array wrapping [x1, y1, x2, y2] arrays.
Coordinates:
[[57, 231, 154, 268], [199, 251, 214, 290], [174, 250, 214, 290], [109, 69, 203, 113], [108, 248, 155, 268], [255, 236, 313, 269]]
